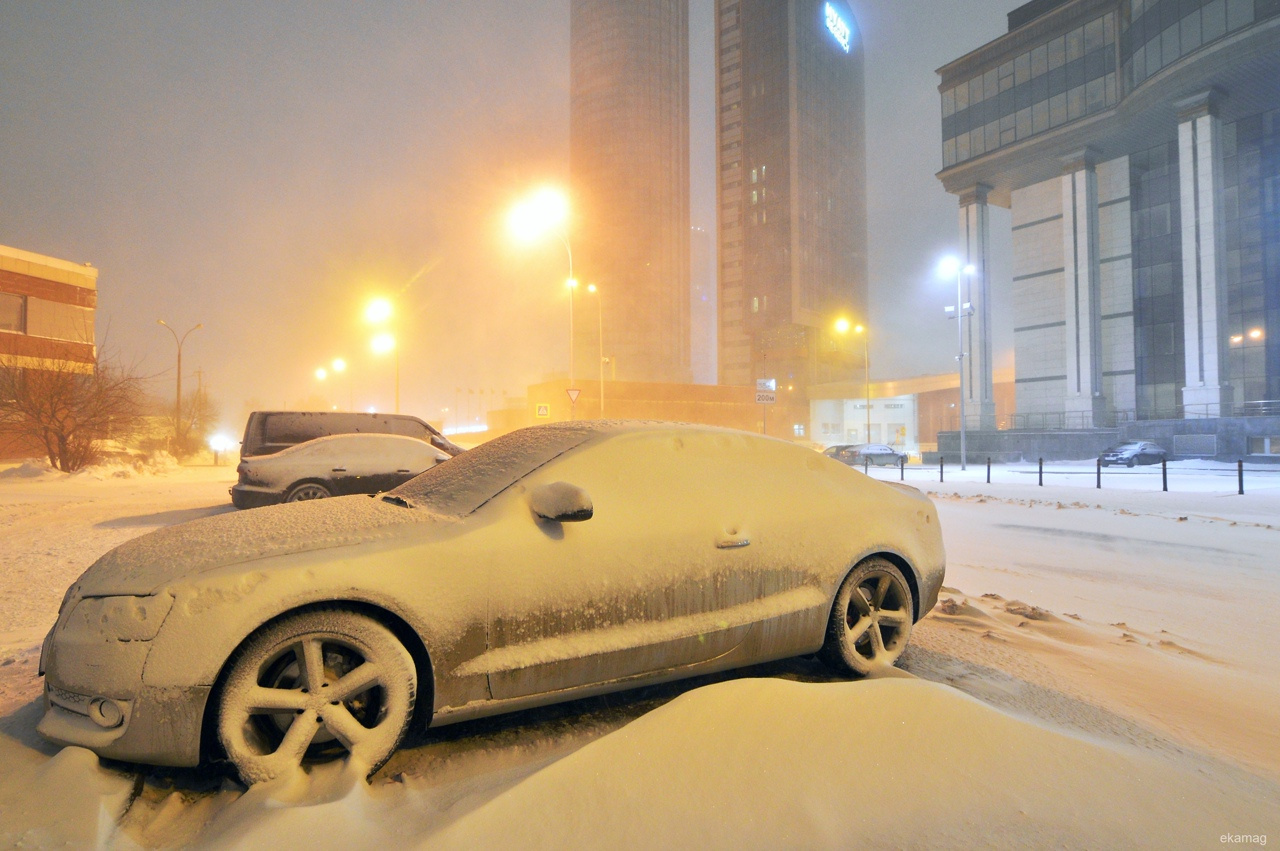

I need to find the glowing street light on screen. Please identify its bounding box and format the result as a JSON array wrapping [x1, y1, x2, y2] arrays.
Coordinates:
[[314, 367, 328, 381], [939, 257, 976, 469], [365, 298, 393, 324], [509, 187, 578, 418], [835, 319, 871, 442]]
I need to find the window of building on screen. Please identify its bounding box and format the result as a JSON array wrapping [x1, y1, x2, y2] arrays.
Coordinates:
[[0, 293, 25, 333]]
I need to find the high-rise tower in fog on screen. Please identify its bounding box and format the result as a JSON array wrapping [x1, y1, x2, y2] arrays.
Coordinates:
[[716, 0, 868, 393], [570, 0, 691, 384]]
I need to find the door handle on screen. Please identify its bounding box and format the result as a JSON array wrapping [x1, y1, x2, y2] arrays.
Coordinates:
[[332, 467, 346, 472], [716, 535, 750, 549]]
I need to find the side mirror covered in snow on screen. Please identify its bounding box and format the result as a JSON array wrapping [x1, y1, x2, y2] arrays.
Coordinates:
[[529, 481, 594, 523]]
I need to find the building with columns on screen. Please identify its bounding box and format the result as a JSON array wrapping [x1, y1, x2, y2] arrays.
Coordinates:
[[937, 0, 1280, 438]]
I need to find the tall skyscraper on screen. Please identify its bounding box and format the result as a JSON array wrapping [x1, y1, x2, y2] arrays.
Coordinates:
[[715, 0, 868, 392], [570, 0, 691, 385]]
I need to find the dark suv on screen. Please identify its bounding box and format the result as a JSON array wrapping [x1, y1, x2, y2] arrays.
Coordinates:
[[239, 411, 463, 460]]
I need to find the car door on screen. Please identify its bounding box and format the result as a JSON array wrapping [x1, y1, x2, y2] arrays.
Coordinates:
[[480, 429, 812, 700]]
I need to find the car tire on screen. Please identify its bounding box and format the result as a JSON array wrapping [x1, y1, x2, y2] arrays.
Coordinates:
[[285, 482, 332, 502], [819, 557, 914, 678], [216, 608, 417, 785], [1125, 459, 1135, 468]]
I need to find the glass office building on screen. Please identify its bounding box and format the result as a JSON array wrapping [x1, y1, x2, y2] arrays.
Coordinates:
[[570, 0, 691, 384], [937, 0, 1280, 436], [716, 0, 868, 393]]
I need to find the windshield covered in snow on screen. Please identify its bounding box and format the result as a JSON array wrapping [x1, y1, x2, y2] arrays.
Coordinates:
[[387, 423, 596, 515]]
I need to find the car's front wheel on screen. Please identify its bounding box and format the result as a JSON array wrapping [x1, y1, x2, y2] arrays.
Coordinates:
[[216, 609, 417, 785], [819, 557, 914, 677]]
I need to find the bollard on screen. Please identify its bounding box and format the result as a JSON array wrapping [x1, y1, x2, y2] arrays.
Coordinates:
[[864, 456, 869, 475], [940, 457, 944, 483], [1161, 458, 1168, 492], [1238, 459, 1244, 495], [1096, 457, 1101, 489], [986, 457, 991, 484], [899, 454, 905, 481], [1038, 457, 1044, 487]]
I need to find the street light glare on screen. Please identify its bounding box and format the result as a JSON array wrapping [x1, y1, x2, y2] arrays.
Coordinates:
[[566, 277, 578, 290], [331, 358, 346, 373], [834, 317, 851, 334], [371, 332, 396, 354], [315, 368, 327, 381], [937, 256, 961, 277], [855, 324, 865, 334], [587, 283, 597, 293], [365, 298, 393, 324], [963, 264, 977, 276], [508, 187, 570, 244]]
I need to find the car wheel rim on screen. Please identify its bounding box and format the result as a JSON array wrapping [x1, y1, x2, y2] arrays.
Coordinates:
[[220, 627, 413, 784], [843, 570, 911, 669], [288, 484, 329, 501]]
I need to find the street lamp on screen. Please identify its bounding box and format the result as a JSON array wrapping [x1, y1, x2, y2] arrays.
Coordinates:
[[156, 320, 201, 452], [366, 298, 399, 414], [509, 187, 577, 419], [939, 257, 976, 469], [587, 283, 604, 417], [835, 318, 870, 442], [370, 331, 398, 414]]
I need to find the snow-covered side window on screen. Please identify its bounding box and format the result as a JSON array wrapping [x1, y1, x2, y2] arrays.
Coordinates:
[[389, 424, 596, 515]]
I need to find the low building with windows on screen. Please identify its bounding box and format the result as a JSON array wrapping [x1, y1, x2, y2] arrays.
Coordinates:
[[936, 0, 1280, 460], [1, 244, 98, 457]]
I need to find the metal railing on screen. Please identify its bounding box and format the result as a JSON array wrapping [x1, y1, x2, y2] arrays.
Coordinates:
[[937, 401, 1280, 433]]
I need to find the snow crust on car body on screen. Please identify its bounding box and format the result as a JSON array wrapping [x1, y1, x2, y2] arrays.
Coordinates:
[[39, 421, 945, 770]]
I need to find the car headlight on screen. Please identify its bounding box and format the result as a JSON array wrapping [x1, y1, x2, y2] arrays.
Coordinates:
[[64, 595, 174, 643]]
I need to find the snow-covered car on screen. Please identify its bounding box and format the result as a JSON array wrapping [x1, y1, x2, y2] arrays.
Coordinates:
[[1099, 441, 1168, 467], [824, 443, 907, 467], [37, 422, 946, 785], [229, 433, 451, 509]]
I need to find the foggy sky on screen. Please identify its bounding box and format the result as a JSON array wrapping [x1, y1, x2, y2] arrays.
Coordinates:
[[0, 1, 1013, 434]]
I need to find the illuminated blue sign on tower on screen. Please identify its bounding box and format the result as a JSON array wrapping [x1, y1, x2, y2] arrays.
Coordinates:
[[824, 2, 851, 53]]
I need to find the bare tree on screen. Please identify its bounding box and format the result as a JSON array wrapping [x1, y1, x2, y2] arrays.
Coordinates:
[[0, 352, 145, 472]]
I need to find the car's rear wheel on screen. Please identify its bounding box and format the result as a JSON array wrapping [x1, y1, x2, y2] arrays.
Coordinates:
[[819, 557, 914, 677], [1125, 458, 1136, 468], [217, 609, 416, 785], [286, 482, 331, 502]]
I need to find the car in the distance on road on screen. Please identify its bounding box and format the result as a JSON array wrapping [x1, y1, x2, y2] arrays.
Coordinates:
[[824, 443, 907, 467], [230, 433, 451, 508], [1099, 440, 1169, 467], [38, 421, 945, 785]]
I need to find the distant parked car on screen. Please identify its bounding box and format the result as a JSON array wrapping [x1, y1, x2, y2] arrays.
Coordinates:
[[239, 410, 463, 460], [230, 433, 450, 508], [1099, 441, 1168, 467], [824, 443, 907, 467]]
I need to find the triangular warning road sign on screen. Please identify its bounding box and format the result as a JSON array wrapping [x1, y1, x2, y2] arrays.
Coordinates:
[[567, 388, 581, 404]]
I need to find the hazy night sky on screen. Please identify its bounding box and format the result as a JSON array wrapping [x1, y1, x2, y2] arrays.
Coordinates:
[[0, 1, 1013, 434]]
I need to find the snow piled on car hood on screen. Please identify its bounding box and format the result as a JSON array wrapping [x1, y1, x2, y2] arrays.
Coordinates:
[[72, 496, 441, 597]]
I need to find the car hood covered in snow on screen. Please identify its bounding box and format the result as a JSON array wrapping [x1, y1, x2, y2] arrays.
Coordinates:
[[71, 496, 441, 597]]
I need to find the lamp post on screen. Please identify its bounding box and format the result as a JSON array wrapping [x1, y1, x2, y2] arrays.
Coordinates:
[[587, 283, 604, 417], [371, 332, 398, 414], [508, 187, 576, 419], [366, 299, 398, 413], [156, 320, 201, 451], [835, 318, 870, 442], [939, 258, 976, 470]]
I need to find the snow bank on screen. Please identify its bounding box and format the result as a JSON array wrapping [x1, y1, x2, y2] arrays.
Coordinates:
[[424, 677, 1276, 849], [0, 460, 59, 480]]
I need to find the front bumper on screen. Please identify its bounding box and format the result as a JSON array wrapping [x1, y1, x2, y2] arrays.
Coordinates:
[[38, 681, 210, 767]]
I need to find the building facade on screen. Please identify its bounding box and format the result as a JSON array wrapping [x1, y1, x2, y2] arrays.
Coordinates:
[[937, 0, 1280, 431], [569, 0, 691, 385], [1, 244, 98, 458], [715, 0, 868, 403], [0, 244, 96, 373]]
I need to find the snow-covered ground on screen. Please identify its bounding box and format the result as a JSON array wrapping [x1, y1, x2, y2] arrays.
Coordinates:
[[0, 458, 1277, 848]]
